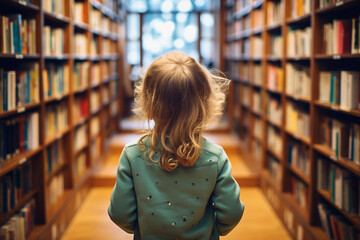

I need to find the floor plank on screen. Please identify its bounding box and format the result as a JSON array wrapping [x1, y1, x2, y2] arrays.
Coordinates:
[[61, 187, 291, 240]]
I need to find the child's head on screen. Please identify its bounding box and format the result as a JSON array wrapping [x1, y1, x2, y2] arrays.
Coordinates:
[[133, 51, 229, 171]]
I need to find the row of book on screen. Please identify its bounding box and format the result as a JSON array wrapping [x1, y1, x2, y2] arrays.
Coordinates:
[[319, 70, 359, 110], [48, 173, 64, 205], [288, 142, 310, 177], [110, 100, 118, 117], [267, 126, 283, 157], [291, 176, 308, 208], [90, 116, 100, 138], [43, 0, 64, 15], [0, 112, 39, 166], [90, 37, 99, 55], [252, 90, 261, 114], [73, 62, 89, 90], [286, 102, 310, 139], [269, 34, 283, 58], [46, 139, 65, 174], [267, 1, 282, 26], [253, 36, 263, 59], [290, 0, 312, 18], [268, 156, 282, 184], [74, 124, 87, 152], [317, 158, 359, 215], [74, 2, 85, 24], [91, 63, 101, 86], [74, 33, 87, 56], [318, 203, 359, 240], [73, 152, 87, 179], [44, 26, 64, 56], [254, 117, 262, 139], [287, 27, 311, 57], [43, 63, 70, 99], [90, 91, 101, 113], [73, 97, 88, 123], [323, 16, 360, 55], [0, 199, 36, 240], [286, 64, 310, 99], [252, 9, 263, 29], [1, 161, 32, 214], [103, 60, 117, 80], [253, 64, 262, 86], [1, 14, 36, 54], [319, 0, 343, 9], [320, 117, 360, 164], [0, 65, 40, 112], [267, 65, 284, 92], [267, 96, 282, 125], [45, 102, 68, 140]]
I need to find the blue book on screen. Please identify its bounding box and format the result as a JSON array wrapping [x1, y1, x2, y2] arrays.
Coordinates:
[[330, 73, 335, 104], [46, 146, 52, 173], [25, 71, 30, 104]]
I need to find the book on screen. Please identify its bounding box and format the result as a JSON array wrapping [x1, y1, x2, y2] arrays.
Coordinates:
[[286, 64, 310, 99], [267, 95, 282, 125], [339, 71, 359, 110], [267, 64, 284, 91], [288, 141, 310, 177], [45, 102, 68, 140], [43, 63, 69, 98], [44, 25, 64, 55], [287, 27, 311, 57], [291, 176, 308, 208], [286, 102, 310, 138], [45, 139, 65, 174], [267, 126, 283, 157], [269, 34, 283, 58]]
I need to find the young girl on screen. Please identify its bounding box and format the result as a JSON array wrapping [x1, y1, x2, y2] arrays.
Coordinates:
[[108, 51, 245, 239]]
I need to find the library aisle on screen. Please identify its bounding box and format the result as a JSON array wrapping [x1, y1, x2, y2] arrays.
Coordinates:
[[61, 133, 291, 240]]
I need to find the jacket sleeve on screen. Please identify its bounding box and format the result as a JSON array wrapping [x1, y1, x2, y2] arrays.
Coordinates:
[[211, 149, 245, 236], [108, 148, 138, 233]]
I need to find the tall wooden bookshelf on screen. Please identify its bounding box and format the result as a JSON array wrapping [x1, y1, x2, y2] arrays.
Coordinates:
[[223, 0, 360, 239], [0, 0, 125, 239]]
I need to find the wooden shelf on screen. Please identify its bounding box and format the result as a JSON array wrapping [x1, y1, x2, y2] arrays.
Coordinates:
[[315, 0, 360, 15], [318, 189, 360, 228], [233, 5, 252, 20], [0, 190, 37, 226], [74, 22, 89, 31], [285, 56, 310, 61], [45, 93, 70, 104], [315, 53, 360, 60], [283, 193, 309, 223], [0, 53, 40, 59], [287, 165, 310, 185], [286, 14, 311, 25], [0, 147, 42, 177], [3, 0, 39, 11], [0, 103, 40, 118], [46, 163, 68, 184], [313, 144, 360, 175], [314, 101, 360, 118], [285, 130, 311, 145], [45, 54, 70, 60], [44, 11, 70, 25], [44, 127, 71, 147], [266, 23, 282, 32], [0, 0, 123, 238], [285, 94, 310, 103], [267, 148, 283, 162]]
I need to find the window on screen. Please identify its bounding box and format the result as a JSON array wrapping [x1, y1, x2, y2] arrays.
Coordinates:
[[126, 0, 219, 67]]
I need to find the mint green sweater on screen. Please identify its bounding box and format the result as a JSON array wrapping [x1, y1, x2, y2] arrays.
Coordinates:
[[108, 137, 245, 239]]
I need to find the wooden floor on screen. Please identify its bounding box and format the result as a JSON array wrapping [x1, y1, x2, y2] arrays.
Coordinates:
[[61, 187, 291, 240], [61, 132, 291, 240]]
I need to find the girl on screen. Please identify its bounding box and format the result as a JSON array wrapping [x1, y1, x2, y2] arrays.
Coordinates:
[[108, 51, 244, 239]]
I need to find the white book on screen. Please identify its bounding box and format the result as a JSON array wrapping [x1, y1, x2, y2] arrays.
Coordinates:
[[319, 72, 331, 103], [334, 168, 343, 208], [340, 71, 349, 109], [348, 71, 359, 109]]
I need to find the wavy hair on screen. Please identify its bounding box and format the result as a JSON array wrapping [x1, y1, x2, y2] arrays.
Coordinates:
[[133, 51, 230, 171]]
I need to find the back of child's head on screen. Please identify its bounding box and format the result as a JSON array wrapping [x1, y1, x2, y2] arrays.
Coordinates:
[[133, 51, 229, 171]]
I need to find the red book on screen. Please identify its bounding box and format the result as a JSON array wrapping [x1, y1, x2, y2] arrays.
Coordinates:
[[329, 215, 340, 240], [342, 20, 352, 54]]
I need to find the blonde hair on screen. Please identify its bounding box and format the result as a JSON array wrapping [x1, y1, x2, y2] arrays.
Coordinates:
[[133, 51, 229, 171]]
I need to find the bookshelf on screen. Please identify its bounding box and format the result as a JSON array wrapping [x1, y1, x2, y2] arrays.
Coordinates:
[[224, 0, 360, 239], [0, 0, 125, 238]]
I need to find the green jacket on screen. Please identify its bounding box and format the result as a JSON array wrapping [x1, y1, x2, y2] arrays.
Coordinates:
[[108, 137, 245, 239]]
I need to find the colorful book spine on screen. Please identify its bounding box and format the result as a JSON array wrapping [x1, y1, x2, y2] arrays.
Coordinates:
[[0, 112, 39, 165], [267, 65, 284, 91], [43, 63, 69, 98], [288, 142, 310, 177], [45, 102, 68, 140]]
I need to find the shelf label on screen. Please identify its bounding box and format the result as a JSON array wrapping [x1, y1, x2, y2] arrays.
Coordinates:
[[15, 54, 23, 59], [19, 158, 26, 165], [335, 0, 343, 6], [330, 155, 337, 161], [56, 133, 62, 140], [57, 14, 63, 19], [56, 95, 62, 101], [331, 105, 339, 111], [17, 106, 25, 113], [333, 54, 341, 60], [18, 0, 27, 6]]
